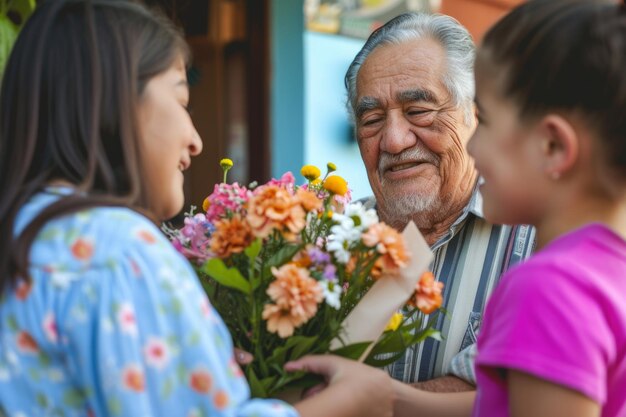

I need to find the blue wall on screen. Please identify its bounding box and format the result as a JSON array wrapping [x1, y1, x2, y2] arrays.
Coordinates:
[[304, 32, 371, 200], [271, 3, 372, 199]]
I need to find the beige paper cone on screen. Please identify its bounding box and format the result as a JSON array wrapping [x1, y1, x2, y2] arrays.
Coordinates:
[[329, 221, 433, 359]]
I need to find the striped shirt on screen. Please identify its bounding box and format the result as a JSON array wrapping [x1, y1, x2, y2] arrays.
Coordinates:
[[361, 190, 535, 384]]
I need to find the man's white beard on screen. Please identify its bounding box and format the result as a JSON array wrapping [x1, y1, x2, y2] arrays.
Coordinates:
[[379, 190, 439, 228]]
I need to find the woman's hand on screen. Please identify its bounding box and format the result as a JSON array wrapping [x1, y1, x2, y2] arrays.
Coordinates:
[[286, 355, 394, 417], [233, 348, 253, 365]]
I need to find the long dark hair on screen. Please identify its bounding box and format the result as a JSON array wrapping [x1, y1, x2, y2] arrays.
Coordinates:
[[479, 0, 626, 176], [0, 0, 189, 295]]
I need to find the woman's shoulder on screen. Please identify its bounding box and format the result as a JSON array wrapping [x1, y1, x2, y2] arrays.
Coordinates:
[[29, 205, 169, 270]]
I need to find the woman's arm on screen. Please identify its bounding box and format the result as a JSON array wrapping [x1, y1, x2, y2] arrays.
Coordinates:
[[508, 370, 600, 417]]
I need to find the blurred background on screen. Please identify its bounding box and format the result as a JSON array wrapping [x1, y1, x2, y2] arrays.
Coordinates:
[[0, 0, 523, 212]]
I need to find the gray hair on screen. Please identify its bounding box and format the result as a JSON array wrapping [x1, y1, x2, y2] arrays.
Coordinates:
[[344, 13, 476, 125]]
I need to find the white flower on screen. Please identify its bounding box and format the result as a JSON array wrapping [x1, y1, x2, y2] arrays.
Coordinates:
[[321, 280, 341, 309], [47, 368, 64, 382], [343, 202, 379, 231], [326, 215, 361, 264], [0, 366, 9, 381]]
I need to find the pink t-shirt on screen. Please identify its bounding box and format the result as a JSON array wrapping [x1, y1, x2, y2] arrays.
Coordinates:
[[473, 223, 626, 417]]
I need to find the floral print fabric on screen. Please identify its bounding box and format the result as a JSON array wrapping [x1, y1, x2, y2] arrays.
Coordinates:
[[0, 190, 297, 417]]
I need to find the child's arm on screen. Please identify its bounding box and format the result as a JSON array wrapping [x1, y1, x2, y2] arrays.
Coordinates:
[[392, 379, 474, 417], [508, 370, 600, 417]]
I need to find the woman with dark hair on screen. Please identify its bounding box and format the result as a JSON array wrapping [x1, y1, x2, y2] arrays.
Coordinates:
[[0, 1, 393, 416]]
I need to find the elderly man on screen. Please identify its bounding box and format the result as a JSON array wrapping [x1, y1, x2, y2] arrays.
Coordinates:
[[346, 13, 535, 391]]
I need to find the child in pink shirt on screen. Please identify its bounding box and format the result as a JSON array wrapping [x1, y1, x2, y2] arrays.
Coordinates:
[[469, 0, 626, 415], [392, 1, 626, 416]]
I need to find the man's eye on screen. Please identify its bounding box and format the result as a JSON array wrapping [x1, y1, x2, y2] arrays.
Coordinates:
[[407, 109, 428, 116], [362, 118, 382, 126]]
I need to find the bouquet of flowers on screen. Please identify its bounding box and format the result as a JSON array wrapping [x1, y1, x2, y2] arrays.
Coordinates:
[[164, 159, 443, 398]]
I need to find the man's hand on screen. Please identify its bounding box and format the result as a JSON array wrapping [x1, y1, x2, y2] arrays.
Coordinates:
[[411, 375, 475, 393]]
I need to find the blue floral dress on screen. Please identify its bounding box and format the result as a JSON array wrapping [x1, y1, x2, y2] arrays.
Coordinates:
[[0, 188, 298, 417]]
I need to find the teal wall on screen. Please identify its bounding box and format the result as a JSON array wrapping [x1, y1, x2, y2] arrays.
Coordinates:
[[270, 0, 304, 179], [270, 2, 372, 199]]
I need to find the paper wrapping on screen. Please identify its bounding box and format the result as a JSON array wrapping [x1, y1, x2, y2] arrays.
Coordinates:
[[329, 221, 433, 360]]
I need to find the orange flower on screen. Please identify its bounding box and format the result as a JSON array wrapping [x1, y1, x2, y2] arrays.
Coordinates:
[[209, 215, 254, 258], [213, 390, 229, 409], [71, 238, 93, 261], [137, 230, 157, 244], [296, 188, 323, 212], [246, 185, 306, 241], [407, 272, 443, 314], [362, 223, 409, 270], [189, 368, 213, 393], [345, 256, 383, 280], [262, 264, 323, 337], [122, 365, 145, 392], [292, 250, 312, 268], [16, 331, 39, 354]]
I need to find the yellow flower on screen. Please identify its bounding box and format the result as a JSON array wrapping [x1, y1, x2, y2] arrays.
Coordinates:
[[323, 175, 348, 196], [220, 158, 233, 182], [202, 196, 210, 212], [300, 165, 321, 181], [326, 162, 337, 173], [384, 313, 403, 332], [311, 178, 322, 186], [220, 158, 234, 169]]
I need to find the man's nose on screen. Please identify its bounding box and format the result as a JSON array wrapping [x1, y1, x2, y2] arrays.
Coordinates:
[[379, 113, 416, 154]]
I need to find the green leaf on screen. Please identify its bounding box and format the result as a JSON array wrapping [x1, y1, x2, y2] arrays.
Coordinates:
[[36, 392, 48, 408], [330, 341, 372, 360], [6, 315, 17, 331], [244, 238, 262, 262], [161, 377, 174, 399], [62, 388, 85, 407], [0, 16, 17, 77], [201, 258, 251, 295], [7, 0, 37, 21], [289, 335, 318, 360], [262, 245, 300, 275], [107, 397, 122, 416], [246, 367, 268, 398]]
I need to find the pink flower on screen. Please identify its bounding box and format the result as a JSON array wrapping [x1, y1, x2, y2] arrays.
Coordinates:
[[205, 182, 251, 222], [43, 312, 58, 343], [118, 303, 138, 336], [143, 337, 170, 370], [266, 172, 296, 192]]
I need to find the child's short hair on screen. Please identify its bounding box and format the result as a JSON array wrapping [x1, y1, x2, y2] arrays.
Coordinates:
[[479, 0, 626, 176]]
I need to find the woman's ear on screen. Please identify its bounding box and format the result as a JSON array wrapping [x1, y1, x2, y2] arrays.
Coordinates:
[[537, 114, 579, 180]]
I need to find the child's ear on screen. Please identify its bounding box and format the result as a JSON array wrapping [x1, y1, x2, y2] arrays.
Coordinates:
[[538, 114, 579, 179]]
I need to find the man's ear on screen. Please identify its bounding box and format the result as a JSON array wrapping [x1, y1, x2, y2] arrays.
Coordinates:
[[537, 114, 579, 179]]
